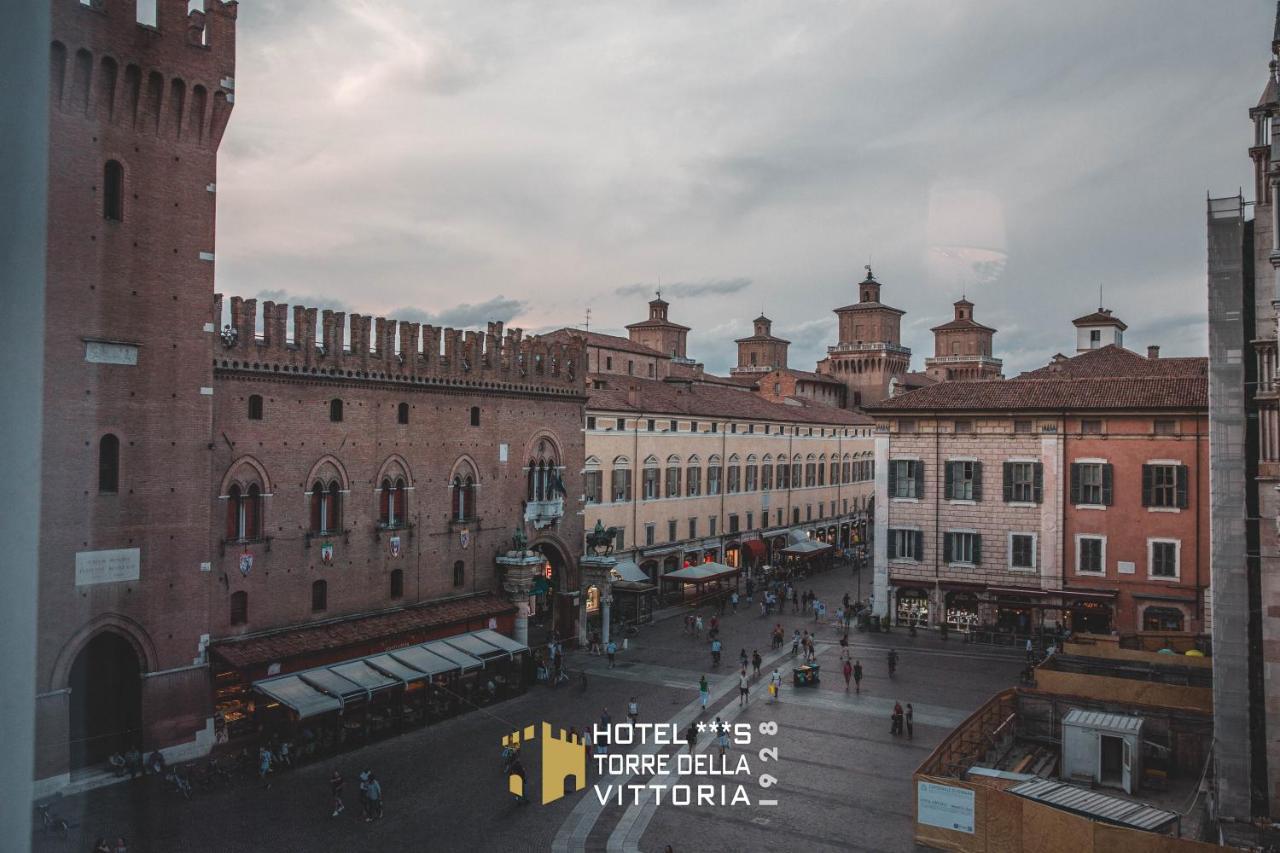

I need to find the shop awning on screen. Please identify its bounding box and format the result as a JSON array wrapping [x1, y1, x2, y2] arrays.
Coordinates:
[[988, 586, 1048, 597], [1062, 589, 1118, 601], [661, 562, 740, 583], [781, 540, 831, 555], [472, 629, 529, 658], [328, 660, 399, 693], [1132, 592, 1199, 603], [612, 560, 650, 584], [786, 529, 810, 545], [742, 540, 767, 561], [441, 632, 508, 662], [365, 653, 431, 683], [424, 639, 485, 672], [255, 675, 342, 719], [300, 668, 368, 701], [389, 645, 459, 678]]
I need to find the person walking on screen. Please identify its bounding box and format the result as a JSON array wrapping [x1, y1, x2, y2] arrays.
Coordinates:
[[769, 668, 782, 702], [731, 591, 739, 613], [628, 697, 639, 726], [365, 773, 383, 821], [711, 637, 722, 667], [791, 629, 800, 656], [685, 720, 698, 754], [258, 745, 273, 789], [853, 660, 863, 694], [891, 702, 904, 736], [738, 667, 750, 706], [1025, 637, 1034, 663], [695, 615, 704, 638], [330, 769, 345, 817], [842, 658, 853, 691], [358, 769, 371, 819], [716, 717, 730, 758], [699, 675, 710, 710], [752, 649, 762, 678], [606, 639, 618, 668], [739, 648, 748, 670], [905, 703, 914, 739]]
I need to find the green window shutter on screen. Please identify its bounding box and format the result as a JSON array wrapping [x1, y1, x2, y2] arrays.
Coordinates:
[[887, 530, 897, 559], [914, 462, 924, 498], [887, 462, 897, 496], [1101, 464, 1114, 506], [915, 530, 924, 560], [973, 534, 982, 565], [972, 462, 983, 502], [1141, 464, 1153, 507], [1069, 463, 1081, 504], [944, 462, 954, 500], [1033, 463, 1044, 504], [1176, 465, 1189, 508], [942, 533, 953, 563], [1002, 462, 1013, 502]]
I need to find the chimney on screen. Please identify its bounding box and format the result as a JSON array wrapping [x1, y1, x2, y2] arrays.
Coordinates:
[[1147, 345, 1160, 359]]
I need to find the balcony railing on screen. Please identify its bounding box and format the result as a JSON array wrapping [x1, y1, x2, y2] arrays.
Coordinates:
[[924, 354, 1004, 366], [524, 498, 565, 529], [827, 342, 911, 355]]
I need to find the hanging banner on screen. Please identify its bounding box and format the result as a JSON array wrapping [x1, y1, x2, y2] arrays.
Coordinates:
[[320, 542, 334, 565], [460, 527, 471, 548], [238, 552, 253, 577], [389, 535, 402, 558]]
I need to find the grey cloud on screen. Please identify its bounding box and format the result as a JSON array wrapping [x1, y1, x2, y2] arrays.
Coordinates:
[[387, 296, 527, 329], [252, 289, 352, 313], [615, 278, 753, 299]]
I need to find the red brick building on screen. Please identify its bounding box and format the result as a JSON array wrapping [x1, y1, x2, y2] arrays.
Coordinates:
[[36, 0, 584, 792], [868, 343, 1208, 640]]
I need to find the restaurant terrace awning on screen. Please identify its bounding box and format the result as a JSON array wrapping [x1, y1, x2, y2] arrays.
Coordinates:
[[781, 540, 831, 556], [661, 562, 739, 584], [612, 560, 650, 584], [251, 629, 529, 718]]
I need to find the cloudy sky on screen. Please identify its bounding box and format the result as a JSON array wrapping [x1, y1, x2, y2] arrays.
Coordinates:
[[214, 0, 1271, 376]]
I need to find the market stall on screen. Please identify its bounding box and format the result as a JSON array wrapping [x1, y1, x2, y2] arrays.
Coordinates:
[[660, 561, 741, 604]]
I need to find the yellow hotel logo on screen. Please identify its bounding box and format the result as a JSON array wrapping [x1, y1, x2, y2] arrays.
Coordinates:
[[502, 722, 586, 805]]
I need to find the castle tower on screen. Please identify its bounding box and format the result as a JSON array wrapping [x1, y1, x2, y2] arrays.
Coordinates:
[[923, 298, 1003, 381], [37, 0, 237, 783], [626, 295, 692, 363], [817, 266, 911, 407], [730, 313, 790, 375], [1072, 307, 1127, 352]]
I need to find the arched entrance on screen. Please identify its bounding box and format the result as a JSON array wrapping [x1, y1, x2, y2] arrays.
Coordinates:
[[69, 631, 142, 768], [532, 541, 577, 643]]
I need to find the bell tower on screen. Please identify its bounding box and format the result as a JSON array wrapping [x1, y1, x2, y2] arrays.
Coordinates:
[[626, 294, 692, 362], [731, 313, 790, 375], [818, 266, 911, 407], [37, 0, 237, 784]]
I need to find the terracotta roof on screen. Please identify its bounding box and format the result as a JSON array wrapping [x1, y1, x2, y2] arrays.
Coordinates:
[[833, 301, 905, 315], [897, 371, 938, 388], [1071, 310, 1127, 329], [734, 333, 792, 344], [588, 374, 873, 425], [775, 368, 842, 386], [1016, 345, 1206, 380], [210, 594, 516, 670], [866, 376, 1206, 413], [541, 328, 666, 358], [929, 317, 996, 333], [625, 318, 691, 332]]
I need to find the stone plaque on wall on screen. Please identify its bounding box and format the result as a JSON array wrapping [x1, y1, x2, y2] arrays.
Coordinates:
[[75, 547, 141, 586], [84, 340, 139, 365]]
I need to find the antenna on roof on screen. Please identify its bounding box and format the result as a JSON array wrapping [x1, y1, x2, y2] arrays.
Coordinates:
[[583, 308, 591, 331], [1098, 283, 1104, 311]]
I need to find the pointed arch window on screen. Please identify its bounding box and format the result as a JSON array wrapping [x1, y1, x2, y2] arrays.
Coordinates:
[[310, 479, 342, 534], [379, 476, 408, 527], [452, 469, 476, 522]]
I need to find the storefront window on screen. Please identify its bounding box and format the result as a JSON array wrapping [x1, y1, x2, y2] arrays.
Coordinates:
[[586, 585, 600, 613], [945, 594, 980, 632], [896, 589, 929, 626], [1142, 607, 1185, 632]]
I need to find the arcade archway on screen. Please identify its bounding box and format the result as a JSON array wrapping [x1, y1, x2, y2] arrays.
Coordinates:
[[532, 540, 577, 644]]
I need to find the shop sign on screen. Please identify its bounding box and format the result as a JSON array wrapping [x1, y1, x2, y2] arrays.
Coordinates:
[[917, 781, 974, 834], [75, 547, 140, 586]]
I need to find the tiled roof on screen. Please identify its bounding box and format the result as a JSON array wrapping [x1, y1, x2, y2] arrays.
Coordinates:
[[1071, 310, 1127, 329], [833, 301, 905, 315], [541, 328, 666, 358], [1016, 345, 1206, 380], [588, 375, 873, 425], [733, 333, 792, 344], [210, 594, 516, 670], [930, 317, 996, 333], [778, 368, 843, 385], [625, 318, 691, 331], [897, 371, 938, 388], [866, 376, 1206, 413]]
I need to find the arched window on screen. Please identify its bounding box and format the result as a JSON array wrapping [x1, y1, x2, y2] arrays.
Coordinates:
[[611, 456, 632, 502], [397, 402, 409, 425], [248, 394, 263, 420], [225, 481, 263, 540], [470, 406, 480, 427], [229, 591, 248, 626], [453, 560, 465, 587], [310, 479, 342, 533], [451, 466, 476, 521], [707, 455, 722, 496], [761, 454, 774, 491], [745, 455, 758, 492], [311, 580, 327, 612], [389, 569, 404, 599], [98, 433, 120, 493], [379, 476, 407, 527], [665, 455, 682, 498], [726, 454, 741, 494], [686, 455, 702, 497], [103, 160, 124, 221], [526, 439, 561, 503], [329, 398, 343, 422]]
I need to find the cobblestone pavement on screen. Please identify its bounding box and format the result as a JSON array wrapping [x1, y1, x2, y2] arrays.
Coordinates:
[[32, 567, 1020, 853]]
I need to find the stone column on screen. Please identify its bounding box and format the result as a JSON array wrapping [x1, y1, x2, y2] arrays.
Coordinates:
[[497, 550, 545, 646], [579, 554, 619, 648]]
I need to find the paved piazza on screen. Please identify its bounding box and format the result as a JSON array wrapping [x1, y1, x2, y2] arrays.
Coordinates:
[[35, 568, 1020, 853]]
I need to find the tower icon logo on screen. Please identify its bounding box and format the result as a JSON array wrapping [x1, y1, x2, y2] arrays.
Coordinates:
[[501, 722, 586, 805]]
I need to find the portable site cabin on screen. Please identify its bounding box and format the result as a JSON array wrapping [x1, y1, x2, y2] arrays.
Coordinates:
[[1060, 709, 1143, 794]]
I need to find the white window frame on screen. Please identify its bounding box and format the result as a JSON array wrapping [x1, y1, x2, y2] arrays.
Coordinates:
[[1146, 459, 1183, 514], [1074, 533, 1107, 575], [947, 528, 978, 567], [1147, 537, 1181, 582], [1008, 531, 1038, 573], [888, 527, 921, 563], [947, 457, 978, 503], [890, 456, 921, 502], [1006, 457, 1039, 506], [1074, 457, 1108, 510]]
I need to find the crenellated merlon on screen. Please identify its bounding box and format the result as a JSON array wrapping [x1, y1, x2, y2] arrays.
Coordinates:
[[211, 294, 586, 395]]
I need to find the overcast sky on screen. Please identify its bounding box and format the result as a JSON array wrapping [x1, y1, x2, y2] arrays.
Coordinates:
[[215, 1, 1271, 377]]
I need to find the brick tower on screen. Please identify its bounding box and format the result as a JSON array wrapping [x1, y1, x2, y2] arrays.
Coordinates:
[[923, 298, 1003, 381], [817, 266, 911, 407], [730, 313, 790, 376], [626, 296, 692, 363], [37, 0, 236, 786]]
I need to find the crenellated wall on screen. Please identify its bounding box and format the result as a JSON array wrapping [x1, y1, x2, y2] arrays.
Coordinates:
[[214, 295, 586, 396]]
